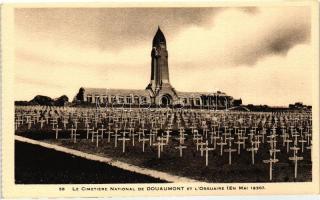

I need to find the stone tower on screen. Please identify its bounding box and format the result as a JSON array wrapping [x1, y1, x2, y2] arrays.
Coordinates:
[[146, 27, 177, 105]]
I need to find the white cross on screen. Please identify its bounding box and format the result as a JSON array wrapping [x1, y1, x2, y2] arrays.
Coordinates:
[[225, 136, 234, 147], [289, 154, 303, 179], [139, 137, 149, 152], [292, 133, 300, 146], [107, 123, 114, 142], [260, 129, 267, 143], [27, 120, 32, 130], [211, 135, 220, 149], [52, 125, 62, 139], [50, 119, 57, 129], [68, 125, 77, 141], [246, 146, 258, 165], [118, 134, 130, 153], [267, 136, 277, 149], [94, 130, 103, 147], [131, 132, 138, 146], [98, 125, 106, 139], [281, 131, 288, 146], [248, 131, 255, 142], [193, 136, 202, 148], [62, 119, 68, 130], [224, 147, 237, 165], [164, 129, 171, 144], [91, 128, 96, 142], [113, 132, 121, 148], [175, 144, 187, 157], [128, 127, 135, 136], [86, 126, 93, 139], [177, 133, 186, 145], [234, 140, 244, 155], [269, 148, 280, 160], [200, 141, 214, 166], [299, 139, 307, 153], [196, 141, 206, 156], [240, 136, 248, 149], [285, 139, 293, 153], [217, 139, 227, 156], [305, 132, 312, 145], [255, 135, 263, 147], [263, 158, 279, 181], [148, 132, 155, 146], [251, 140, 261, 154], [40, 119, 46, 129], [73, 120, 79, 130], [290, 146, 300, 156], [153, 137, 166, 158], [158, 137, 167, 151], [137, 128, 146, 140]]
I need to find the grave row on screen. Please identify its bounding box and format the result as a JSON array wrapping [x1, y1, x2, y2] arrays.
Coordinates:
[[15, 105, 312, 181]]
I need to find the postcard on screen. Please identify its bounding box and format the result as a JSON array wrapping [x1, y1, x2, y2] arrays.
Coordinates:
[[1, 1, 319, 198]]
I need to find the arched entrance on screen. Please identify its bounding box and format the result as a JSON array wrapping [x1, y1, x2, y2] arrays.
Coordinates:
[[160, 94, 172, 106]]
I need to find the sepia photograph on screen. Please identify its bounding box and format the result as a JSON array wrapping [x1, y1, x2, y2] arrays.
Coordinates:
[[1, 1, 319, 198]]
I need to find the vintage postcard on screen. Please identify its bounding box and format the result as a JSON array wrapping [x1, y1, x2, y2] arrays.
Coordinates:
[[1, 1, 319, 198]]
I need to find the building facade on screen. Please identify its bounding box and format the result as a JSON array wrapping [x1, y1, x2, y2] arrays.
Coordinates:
[[75, 27, 242, 108]]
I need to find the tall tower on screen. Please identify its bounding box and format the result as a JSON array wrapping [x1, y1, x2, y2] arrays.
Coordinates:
[[146, 27, 177, 105]]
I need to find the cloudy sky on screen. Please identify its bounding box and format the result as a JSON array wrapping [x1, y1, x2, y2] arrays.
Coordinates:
[[14, 6, 313, 106]]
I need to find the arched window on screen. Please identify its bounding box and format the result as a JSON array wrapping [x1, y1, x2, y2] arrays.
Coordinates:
[[87, 95, 92, 103], [126, 96, 132, 104], [134, 96, 140, 104]]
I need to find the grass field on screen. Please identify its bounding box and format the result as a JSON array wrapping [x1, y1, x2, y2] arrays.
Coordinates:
[[15, 141, 166, 184], [16, 127, 312, 183]]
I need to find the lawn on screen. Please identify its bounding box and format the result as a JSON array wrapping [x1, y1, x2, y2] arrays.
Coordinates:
[[15, 124, 312, 183]]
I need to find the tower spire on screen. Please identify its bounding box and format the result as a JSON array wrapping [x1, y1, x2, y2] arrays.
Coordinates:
[[152, 26, 166, 47], [146, 26, 177, 105]]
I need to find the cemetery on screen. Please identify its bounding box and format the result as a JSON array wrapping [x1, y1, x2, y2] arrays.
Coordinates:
[[14, 105, 312, 183]]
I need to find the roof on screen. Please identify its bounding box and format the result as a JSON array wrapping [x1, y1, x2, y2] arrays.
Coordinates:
[[83, 87, 149, 96], [177, 91, 229, 98], [152, 27, 166, 46], [83, 88, 231, 98]]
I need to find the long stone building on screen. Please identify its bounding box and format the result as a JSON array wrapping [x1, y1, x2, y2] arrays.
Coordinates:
[[75, 27, 242, 108]]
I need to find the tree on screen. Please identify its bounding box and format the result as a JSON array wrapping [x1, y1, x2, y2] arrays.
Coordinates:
[[54, 95, 69, 106], [29, 95, 54, 105], [76, 87, 85, 102]]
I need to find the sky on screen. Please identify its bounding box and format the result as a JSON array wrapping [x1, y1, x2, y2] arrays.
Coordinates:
[[14, 6, 313, 106]]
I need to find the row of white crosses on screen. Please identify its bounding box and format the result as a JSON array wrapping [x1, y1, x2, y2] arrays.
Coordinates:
[[16, 106, 312, 145], [15, 106, 312, 181], [70, 109, 308, 162]]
